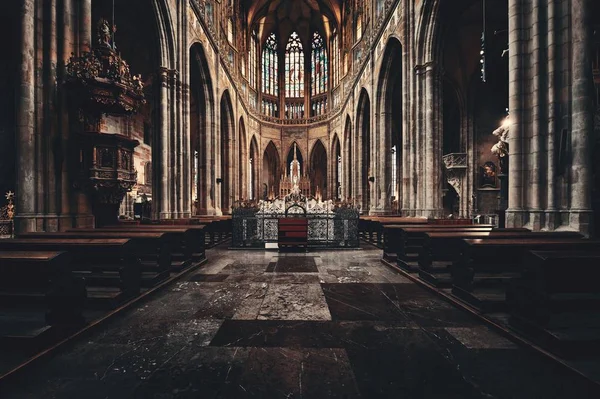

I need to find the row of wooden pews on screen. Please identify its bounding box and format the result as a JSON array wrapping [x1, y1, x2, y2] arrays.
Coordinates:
[[360, 216, 429, 248], [0, 219, 225, 348], [378, 220, 600, 355]]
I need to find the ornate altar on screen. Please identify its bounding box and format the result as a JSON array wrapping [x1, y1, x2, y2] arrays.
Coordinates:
[[232, 151, 359, 248], [64, 19, 144, 226], [279, 144, 311, 198], [0, 191, 15, 238]]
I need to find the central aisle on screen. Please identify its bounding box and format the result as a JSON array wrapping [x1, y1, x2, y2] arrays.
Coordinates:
[[2, 245, 599, 398]]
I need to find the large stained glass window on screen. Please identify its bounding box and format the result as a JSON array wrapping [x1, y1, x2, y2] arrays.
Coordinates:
[[311, 32, 327, 95], [285, 32, 304, 98], [249, 30, 257, 89], [262, 33, 278, 96]]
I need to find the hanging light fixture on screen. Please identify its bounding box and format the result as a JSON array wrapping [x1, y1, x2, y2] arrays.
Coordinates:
[[480, 0, 486, 82]]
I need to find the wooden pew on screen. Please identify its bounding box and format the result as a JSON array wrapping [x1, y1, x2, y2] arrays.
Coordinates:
[[71, 225, 206, 268], [0, 239, 140, 308], [507, 250, 600, 354], [20, 231, 174, 287], [361, 217, 428, 248], [418, 230, 579, 286], [0, 251, 86, 326], [191, 217, 232, 247], [384, 224, 497, 264], [451, 238, 600, 312]]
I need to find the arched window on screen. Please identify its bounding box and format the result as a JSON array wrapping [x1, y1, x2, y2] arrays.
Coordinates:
[[331, 31, 339, 88], [249, 30, 258, 89], [227, 19, 234, 44], [376, 0, 385, 18], [262, 33, 278, 96], [356, 13, 363, 42], [311, 32, 327, 96], [285, 32, 304, 98]]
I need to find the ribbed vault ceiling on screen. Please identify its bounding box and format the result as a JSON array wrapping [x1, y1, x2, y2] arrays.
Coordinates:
[[247, 0, 342, 47]]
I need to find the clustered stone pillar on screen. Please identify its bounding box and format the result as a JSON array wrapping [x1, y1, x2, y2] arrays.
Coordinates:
[[569, 0, 594, 234], [15, 0, 36, 233], [423, 61, 442, 218], [79, 0, 92, 52], [156, 67, 171, 219], [506, 0, 524, 228]]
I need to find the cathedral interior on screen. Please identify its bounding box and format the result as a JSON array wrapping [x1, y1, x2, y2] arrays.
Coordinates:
[[1, 0, 600, 397]]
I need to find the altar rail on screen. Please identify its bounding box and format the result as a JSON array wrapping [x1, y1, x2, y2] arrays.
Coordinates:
[[232, 206, 359, 248]]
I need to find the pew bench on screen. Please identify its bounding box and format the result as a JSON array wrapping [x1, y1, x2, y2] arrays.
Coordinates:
[[0, 238, 141, 309], [390, 225, 497, 270], [20, 231, 174, 287], [71, 225, 206, 270], [507, 250, 600, 355], [451, 238, 600, 312], [418, 230, 579, 287], [0, 251, 86, 328]]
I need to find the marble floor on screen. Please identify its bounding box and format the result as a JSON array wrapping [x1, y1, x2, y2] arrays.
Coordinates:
[[1, 245, 599, 398]]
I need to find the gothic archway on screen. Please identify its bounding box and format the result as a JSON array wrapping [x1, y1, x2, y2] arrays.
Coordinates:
[[377, 38, 403, 214], [343, 115, 353, 200], [249, 135, 259, 200], [286, 142, 304, 177], [310, 140, 327, 199], [220, 90, 235, 214], [238, 117, 248, 199], [190, 43, 215, 215], [263, 141, 281, 199], [331, 134, 341, 200], [356, 89, 371, 212]]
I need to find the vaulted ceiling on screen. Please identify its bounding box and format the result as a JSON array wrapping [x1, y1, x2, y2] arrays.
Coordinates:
[[246, 0, 342, 48]]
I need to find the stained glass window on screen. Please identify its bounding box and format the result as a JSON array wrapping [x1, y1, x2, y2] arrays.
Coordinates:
[[262, 33, 278, 96], [227, 19, 233, 44], [285, 32, 304, 98], [356, 14, 363, 42], [331, 31, 339, 87], [311, 32, 327, 95], [249, 30, 257, 89]]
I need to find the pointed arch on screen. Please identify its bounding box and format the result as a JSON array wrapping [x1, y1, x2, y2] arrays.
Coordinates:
[[286, 141, 304, 176], [376, 37, 403, 213], [249, 135, 260, 200], [190, 42, 215, 215], [262, 32, 279, 96], [331, 133, 342, 200], [220, 90, 235, 213], [343, 115, 353, 200], [238, 117, 248, 199], [263, 141, 281, 199], [310, 140, 328, 199], [356, 89, 371, 212], [285, 31, 305, 98]]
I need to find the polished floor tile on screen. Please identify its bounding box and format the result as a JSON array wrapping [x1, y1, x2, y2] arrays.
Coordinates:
[[2, 244, 599, 399]]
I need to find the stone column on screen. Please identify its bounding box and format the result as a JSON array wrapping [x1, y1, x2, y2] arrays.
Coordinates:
[[545, 0, 558, 229], [155, 67, 170, 219], [506, 0, 525, 227], [79, 0, 91, 53], [569, 0, 593, 234], [529, 0, 543, 229], [379, 110, 391, 214], [402, 45, 413, 215], [423, 62, 436, 217], [15, 0, 37, 233]]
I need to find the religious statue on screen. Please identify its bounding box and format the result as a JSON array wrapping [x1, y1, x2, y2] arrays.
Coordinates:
[[491, 113, 510, 173], [97, 18, 113, 47]]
